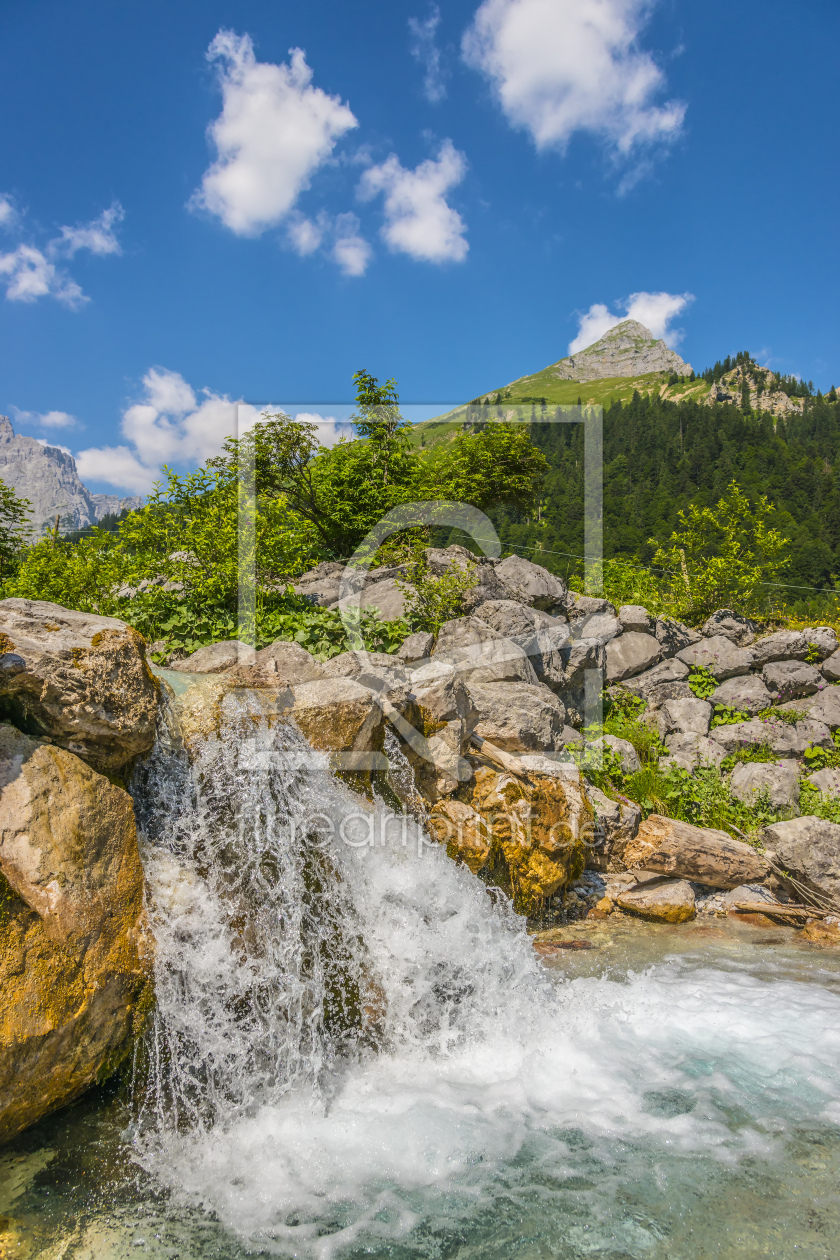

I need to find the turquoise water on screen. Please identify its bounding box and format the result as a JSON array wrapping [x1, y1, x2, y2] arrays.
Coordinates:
[[3, 693, 839, 1260], [2, 918, 839, 1260]]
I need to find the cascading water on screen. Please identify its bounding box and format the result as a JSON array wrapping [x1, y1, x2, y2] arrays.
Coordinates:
[[114, 682, 840, 1259]]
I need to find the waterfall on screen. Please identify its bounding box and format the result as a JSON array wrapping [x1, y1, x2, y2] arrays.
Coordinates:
[[127, 683, 840, 1260]]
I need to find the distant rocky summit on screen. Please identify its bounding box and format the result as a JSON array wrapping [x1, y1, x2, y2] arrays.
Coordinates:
[[551, 319, 692, 382], [0, 416, 142, 535]]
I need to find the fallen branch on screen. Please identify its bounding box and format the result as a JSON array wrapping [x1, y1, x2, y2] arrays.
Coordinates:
[[731, 902, 829, 921]]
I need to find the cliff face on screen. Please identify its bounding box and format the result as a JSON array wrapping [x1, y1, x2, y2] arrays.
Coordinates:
[[550, 320, 692, 382], [0, 417, 141, 534]]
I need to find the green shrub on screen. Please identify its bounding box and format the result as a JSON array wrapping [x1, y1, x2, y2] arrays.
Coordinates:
[[688, 666, 718, 698], [711, 704, 749, 728]]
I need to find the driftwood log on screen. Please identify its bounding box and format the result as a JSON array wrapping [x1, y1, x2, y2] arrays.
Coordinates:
[[622, 814, 769, 889]]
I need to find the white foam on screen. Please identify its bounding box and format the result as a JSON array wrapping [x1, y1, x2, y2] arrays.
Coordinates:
[[131, 694, 840, 1257]]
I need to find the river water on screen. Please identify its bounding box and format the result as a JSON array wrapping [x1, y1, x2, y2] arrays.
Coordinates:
[[2, 690, 839, 1259]]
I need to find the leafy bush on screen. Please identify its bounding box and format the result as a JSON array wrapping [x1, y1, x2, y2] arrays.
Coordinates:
[[711, 704, 749, 728], [396, 549, 478, 633], [799, 781, 840, 824], [688, 666, 718, 699]]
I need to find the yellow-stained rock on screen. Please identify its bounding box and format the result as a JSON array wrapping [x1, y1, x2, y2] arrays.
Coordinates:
[[0, 724, 151, 1144], [430, 762, 589, 914], [617, 877, 696, 923], [0, 598, 158, 775], [801, 918, 840, 946]]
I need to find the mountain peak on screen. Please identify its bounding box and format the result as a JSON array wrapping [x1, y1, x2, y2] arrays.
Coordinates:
[[552, 318, 692, 382]]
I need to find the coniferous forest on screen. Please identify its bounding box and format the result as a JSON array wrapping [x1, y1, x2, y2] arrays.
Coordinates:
[[489, 390, 840, 600]]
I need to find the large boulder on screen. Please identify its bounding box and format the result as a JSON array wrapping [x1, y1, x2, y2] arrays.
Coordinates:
[[654, 618, 701, 658], [621, 814, 769, 887], [572, 611, 621, 644], [701, 609, 760, 646], [336, 576, 407, 622], [781, 685, 840, 728], [470, 681, 565, 754], [321, 649, 406, 693], [710, 716, 832, 757], [293, 561, 344, 607], [658, 697, 712, 737], [605, 632, 660, 682], [397, 631, 434, 665], [567, 595, 616, 622], [476, 601, 570, 689], [617, 877, 696, 923], [0, 724, 150, 1143], [618, 605, 652, 633], [433, 616, 539, 685], [429, 761, 589, 913], [0, 598, 158, 775], [661, 732, 727, 771], [761, 659, 823, 701], [761, 816, 840, 902], [290, 677, 388, 767], [170, 639, 255, 674], [729, 760, 800, 811], [806, 767, 840, 797], [751, 627, 838, 667], [676, 635, 753, 680], [494, 554, 568, 611], [229, 639, 325, 689], [711, 674, 772, 716], [621, 657, 691, 708]]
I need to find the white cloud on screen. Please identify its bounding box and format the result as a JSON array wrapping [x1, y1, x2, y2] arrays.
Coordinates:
[[0, 245, 86, 307], [294, 412, 353, 447], [286, 213, 326, 255], [462, 0, 685, 158], [410, 5, 447, 102], [52, 202, 124, 257], [193, 30, 358, 236], [13, 407, 77, 429], [0, 197, 123, 308], [0, 196, 16, 229], [332, 213, 372, 276], [358, 139, 468, 263], [568, 290, 693, 353], [75, 367, 239, 493]]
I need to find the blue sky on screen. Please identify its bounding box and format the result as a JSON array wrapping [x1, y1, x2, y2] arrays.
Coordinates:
[[1, 0, 839, 494]]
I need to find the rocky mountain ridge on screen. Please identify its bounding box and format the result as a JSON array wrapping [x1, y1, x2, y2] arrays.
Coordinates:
[[0, 416, 142, 534]]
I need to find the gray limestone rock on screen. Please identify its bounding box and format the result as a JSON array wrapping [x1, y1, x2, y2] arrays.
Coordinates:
[[709, 716, 832, 758], [661, 697, 712, 736], [469, 681, 566, 754], [751, 627, 838, 667], [321, 649, 407, 692], [473, 599, 561, 638], [729, 760, 800, 812], [710, 674, 772, 716], [567, 595, 616, 622], [762, 659, 823, 700], [336, 576, 407, 622], [585, 734, 641, 775], [622, 657, 689, 695], [231, 639, 326, 688], [676, 635, 754, 680], [171, 639, 256, 674], [398, 631, 434, 665], [661, 732, 727, 771], [605, 632, 660, 682], [701, 609, 761, 646], [761, 816, 840, 901], [549, 319, 692, 382], [654, 618, 702, 658], [778, 685, 840, 728], [806, 767, 840, 797], [820, 649, 840, 682], [618, 605, 652, 633], [573, 612, 621, 644], [585, 784, 642, 871], [433, 616, 538, 686], [494, 554, 568, 611]]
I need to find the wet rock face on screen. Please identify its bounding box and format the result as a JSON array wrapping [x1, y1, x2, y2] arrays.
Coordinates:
[[428, 762, 590, 915], [0, 599, 158, 776], [0, 724, 150, 1144]]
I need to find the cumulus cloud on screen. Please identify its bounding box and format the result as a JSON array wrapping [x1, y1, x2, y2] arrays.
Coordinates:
[[462, 0, 685, 160], [294, 412, 353, 447], [193, 31, 358, 236], [358, 139, 468, 263], [409, 5, 447, 102], [52, 202, 124, 257], [13, 407, 77, 430], [286, 210, 372, 275], [332, 213, 372, 276], [75, 367, 240, 493], [0, 196, 124, 308], [568, 290, 693, 354]]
